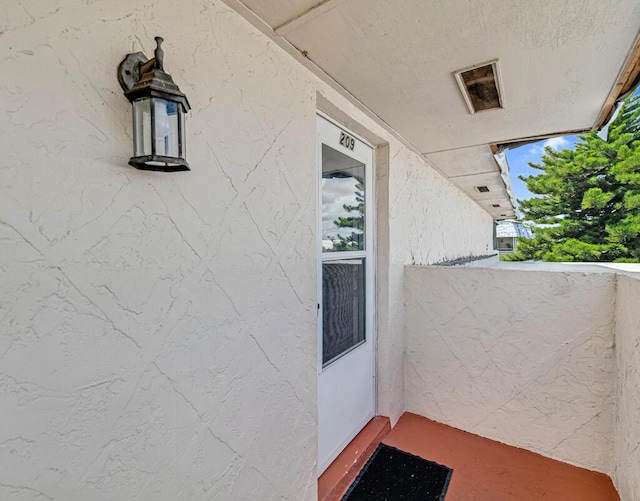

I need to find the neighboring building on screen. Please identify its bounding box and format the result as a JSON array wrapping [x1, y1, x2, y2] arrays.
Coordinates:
[[496, 220, 534, 254], [1, 1, 639, 500]]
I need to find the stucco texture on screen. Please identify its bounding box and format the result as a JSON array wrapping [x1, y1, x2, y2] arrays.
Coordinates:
[[376, 145, 494, 425], [1, 2, 319, 500], [404, 266, 617, 474], [0, 0, 495, 499], [614, 275, 640, 501]]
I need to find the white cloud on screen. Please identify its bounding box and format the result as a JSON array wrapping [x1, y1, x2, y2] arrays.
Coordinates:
[[322, 177, 362, 237], [542, 136, 569, 150]]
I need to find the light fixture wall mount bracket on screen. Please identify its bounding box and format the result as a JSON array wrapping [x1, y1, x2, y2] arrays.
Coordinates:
[[117, 52, 150, 93]]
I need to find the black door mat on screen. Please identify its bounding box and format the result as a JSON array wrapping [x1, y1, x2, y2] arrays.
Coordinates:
[[342, 444, 453, 501]]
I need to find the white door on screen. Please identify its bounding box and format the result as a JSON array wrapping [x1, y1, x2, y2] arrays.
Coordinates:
[[317, 114, 375, 474]]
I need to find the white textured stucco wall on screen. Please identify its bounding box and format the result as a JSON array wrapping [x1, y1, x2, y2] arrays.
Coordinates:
[[378, 147, 494, 424], [405, 266, 616, 474], [614, 275, 640, 501], [1, 2, 320, 500], [0, 1, 494, 499], [387, 147, 494, 267]]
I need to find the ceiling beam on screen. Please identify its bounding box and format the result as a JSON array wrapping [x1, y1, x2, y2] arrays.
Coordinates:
[[447, 171, 502, 179], [491, 128, 590, 153], [275, 0, 350, 36], [594, 31, 640, 130]]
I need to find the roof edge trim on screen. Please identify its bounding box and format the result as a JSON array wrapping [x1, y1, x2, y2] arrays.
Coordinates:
[[593, 30, 640, 130]]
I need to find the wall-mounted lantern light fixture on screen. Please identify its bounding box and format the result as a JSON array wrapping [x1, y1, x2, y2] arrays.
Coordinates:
[[118, 36, 190, 172]]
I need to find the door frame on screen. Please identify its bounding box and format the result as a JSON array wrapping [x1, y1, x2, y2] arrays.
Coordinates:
[[316, 112, 377, 474]]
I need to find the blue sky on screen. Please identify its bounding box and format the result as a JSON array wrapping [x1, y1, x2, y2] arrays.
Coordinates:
[[505, 135, 580, 203]]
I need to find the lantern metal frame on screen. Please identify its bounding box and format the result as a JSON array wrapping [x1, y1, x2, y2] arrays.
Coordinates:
[[118, 37, 191, 172]]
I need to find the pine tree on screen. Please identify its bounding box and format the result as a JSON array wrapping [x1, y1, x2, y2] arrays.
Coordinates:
[[506, 93, 640, 262], [329, 182, 365, 251]]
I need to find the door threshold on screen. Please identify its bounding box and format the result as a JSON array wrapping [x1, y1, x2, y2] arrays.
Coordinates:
[[318, 416, 391, 501]]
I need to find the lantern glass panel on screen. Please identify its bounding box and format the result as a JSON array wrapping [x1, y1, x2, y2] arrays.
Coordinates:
[[133, 97, 152, 156], [179, 107, 186, 159], [153, 98, 179, 158]]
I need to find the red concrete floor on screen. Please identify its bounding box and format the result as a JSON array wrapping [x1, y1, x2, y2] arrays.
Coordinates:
[[318, 417, 391, 501], [382, 413, 619, 501]]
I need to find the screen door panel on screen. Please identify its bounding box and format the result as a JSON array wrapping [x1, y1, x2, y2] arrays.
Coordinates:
[[322, 259, 366, 365]]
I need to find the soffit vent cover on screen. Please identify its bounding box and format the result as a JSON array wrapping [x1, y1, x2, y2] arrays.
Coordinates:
[[475, 185, 490, 193], [491, 203, 500, 207], [455, 60, 504, 114]]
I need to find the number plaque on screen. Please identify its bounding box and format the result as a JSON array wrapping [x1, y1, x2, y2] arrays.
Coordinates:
[[339, 131, 355, 151]]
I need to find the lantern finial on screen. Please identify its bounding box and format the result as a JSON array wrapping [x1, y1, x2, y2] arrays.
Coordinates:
[[154, 37, 164, 71]]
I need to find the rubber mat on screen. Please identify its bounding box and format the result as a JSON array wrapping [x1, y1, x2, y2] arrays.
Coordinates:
[[342, 444, 452, 500]]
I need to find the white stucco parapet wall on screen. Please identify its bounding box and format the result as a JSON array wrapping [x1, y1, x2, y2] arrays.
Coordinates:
[[405, 265, 617, 474], [614, 275, 640, 501], [405, 262, 640, 499], [0, 1, 493, 499]]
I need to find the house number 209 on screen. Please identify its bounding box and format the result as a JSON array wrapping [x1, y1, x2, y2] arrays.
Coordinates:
[[339, 132, 355, 151]]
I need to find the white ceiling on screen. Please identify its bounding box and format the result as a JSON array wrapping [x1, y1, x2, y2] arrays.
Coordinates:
[[242, 0, 320, 28], [428, 145, 502, 179], [229, 0, 640, 219], [427, 145, 514, 219]]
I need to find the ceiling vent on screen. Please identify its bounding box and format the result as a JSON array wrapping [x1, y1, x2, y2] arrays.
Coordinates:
[[455, 60, 504, 114], [475, 186, 490, 193], [491, 203, 500, 208]]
